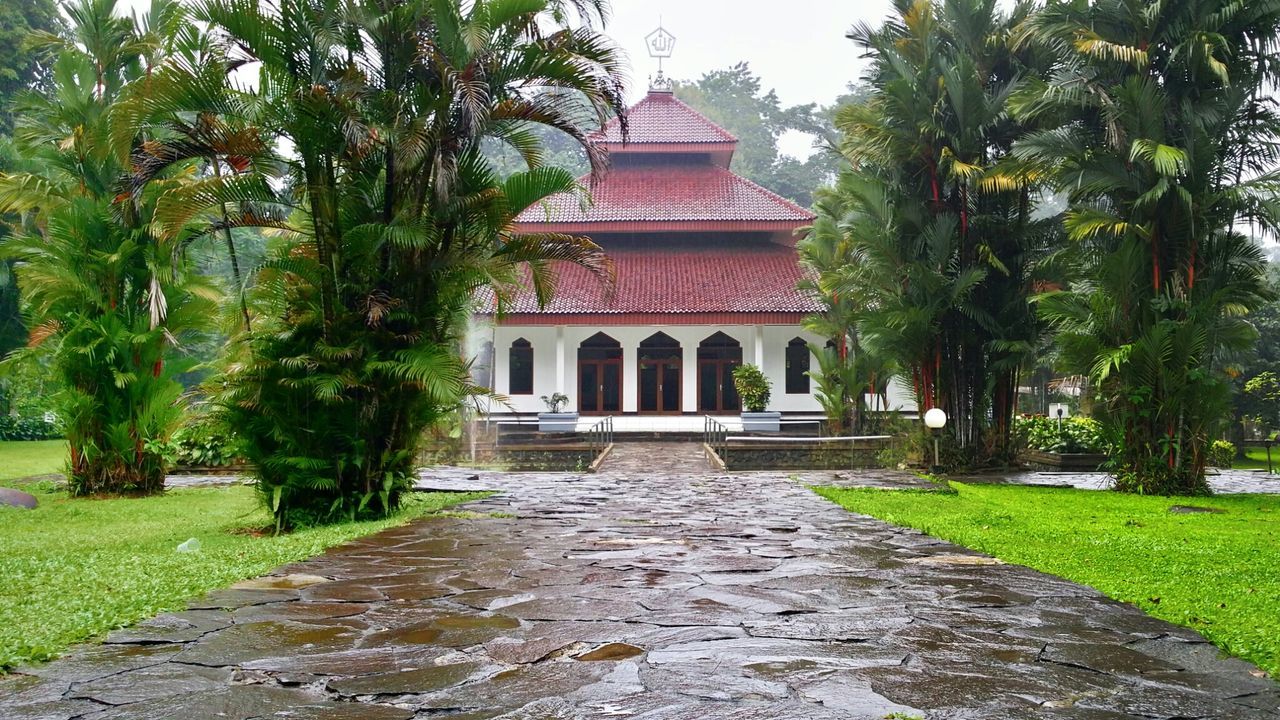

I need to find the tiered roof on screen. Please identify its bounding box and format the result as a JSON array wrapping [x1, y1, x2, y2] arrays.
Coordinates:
[[501, 89, 819, 324], [514, 164, 813, 233], [501, 245, 816, 317]]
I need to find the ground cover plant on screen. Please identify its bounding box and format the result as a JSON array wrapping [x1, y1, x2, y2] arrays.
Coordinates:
[[0, 439, 64, 482], [0, 485, 487, 670], [815, 483, 1280, 675]]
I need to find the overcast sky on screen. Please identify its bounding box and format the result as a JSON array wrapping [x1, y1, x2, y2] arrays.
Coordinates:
[[608, 0, 891, 107], [115, 0, 896, 154]]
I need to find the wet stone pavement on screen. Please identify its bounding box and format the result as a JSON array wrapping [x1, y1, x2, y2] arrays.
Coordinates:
[[4, 444, 1278, 719]]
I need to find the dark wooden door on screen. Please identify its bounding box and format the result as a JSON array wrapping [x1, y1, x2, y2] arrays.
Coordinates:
[[698, 358, 741, 413], [579, 359, 621, 414], [638, 359, 681, 414]]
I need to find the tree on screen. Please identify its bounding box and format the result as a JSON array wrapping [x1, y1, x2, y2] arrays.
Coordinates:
[[0, 0, 65, 373], [797, 182, 897, 434], [1018, 0, 1280, 494], [0, 0, 64, 133], [674, 63, 837, 207], [1228, 261, 1280, 447], [149, 0, 628, 529], [818, 0, 1058, 464], [0, 0, 217, 495]]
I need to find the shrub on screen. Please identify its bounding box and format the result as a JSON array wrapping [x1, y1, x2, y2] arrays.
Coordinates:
[[0, 415, 61, 441], [732, 364, 772, 412], [1207, 440, 1235, 469], [1015, 414, 1113, 454], [170, 414, 244, 468]]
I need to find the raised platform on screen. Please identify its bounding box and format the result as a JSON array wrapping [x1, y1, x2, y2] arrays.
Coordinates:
[[488, 414, 827, 434]]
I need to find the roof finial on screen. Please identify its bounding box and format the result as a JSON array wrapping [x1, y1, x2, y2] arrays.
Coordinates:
[[645, 23, 676, 93]]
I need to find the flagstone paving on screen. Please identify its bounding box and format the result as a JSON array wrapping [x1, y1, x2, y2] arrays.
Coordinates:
[[4, 443, 1277, 719]]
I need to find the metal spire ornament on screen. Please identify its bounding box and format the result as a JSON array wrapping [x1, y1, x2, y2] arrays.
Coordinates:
[[645, 24, 676, 92]]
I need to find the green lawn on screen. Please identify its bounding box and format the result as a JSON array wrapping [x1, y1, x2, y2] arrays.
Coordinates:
[[1233, 446, 1280, 472], [0, 484, 488, 670], [815, 482, 1280, 676], [0, 440, 67, 482]]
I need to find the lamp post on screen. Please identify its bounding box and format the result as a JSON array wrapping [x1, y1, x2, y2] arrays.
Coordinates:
[[924, 407, 948, 473]]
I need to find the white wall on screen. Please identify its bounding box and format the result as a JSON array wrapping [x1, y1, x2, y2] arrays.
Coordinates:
[[466, 319, 920, 416], [467, 321, 823, 414]]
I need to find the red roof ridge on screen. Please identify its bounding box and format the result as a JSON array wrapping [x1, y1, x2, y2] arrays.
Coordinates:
[[594, 90, 738, 146]]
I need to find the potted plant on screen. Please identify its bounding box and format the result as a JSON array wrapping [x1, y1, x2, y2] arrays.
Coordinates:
[[538, 392, 578, 432], [733, 364, 780, 432]]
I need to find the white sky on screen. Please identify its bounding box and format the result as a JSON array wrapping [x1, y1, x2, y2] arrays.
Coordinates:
[[116, 0, 896, 155]]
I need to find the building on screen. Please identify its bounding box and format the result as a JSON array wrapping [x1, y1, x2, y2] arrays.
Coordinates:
[[471, 87, 875, 418]]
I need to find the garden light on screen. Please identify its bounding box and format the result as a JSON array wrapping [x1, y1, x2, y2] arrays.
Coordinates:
[[924, 407, 947, 472]]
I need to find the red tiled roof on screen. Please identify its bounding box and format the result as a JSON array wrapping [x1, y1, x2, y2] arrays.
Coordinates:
[[595, 91, 737, 145], [492, 245, 820, 315], [515, 164, 814, 226]]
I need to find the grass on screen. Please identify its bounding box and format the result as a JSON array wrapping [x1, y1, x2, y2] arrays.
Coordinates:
[[0, 440, 67, 482], [814, 482, 1280, 676], [1232, 446, 1280, 472], [0, 483, 488, 670]]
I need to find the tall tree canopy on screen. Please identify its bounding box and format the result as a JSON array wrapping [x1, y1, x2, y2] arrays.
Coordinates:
[[674, 63, 841, 207], [137, 0, 630, 529], [0, 0, 64, 133], [810, 0, 1059, 462], [0, 0, 218, 494], [1018, 0, 1280, 494]]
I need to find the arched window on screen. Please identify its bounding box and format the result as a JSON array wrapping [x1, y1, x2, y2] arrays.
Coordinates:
[[785, 337, 810, 394], [509, 338, 533, 395]]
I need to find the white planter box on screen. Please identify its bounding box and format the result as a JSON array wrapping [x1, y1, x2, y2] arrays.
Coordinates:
[[538, 412, 579, 432], [741, 411, 781, 433]]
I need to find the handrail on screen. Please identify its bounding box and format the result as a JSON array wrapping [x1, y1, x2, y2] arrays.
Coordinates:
[[586, 416, 614, 455], [703, 415, 730, 461]]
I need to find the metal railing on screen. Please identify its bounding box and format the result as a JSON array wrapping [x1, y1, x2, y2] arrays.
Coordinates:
[[704, 415, 730, 461], [586, 416, 614, 455]]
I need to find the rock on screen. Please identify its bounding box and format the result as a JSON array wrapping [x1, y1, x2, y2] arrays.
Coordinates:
[[572, 642, 644, 661], [1169, 504, 1226, 514], [231, 573, 332, 590], [0, 487, 37, 509], [327, 661, 481, 696]]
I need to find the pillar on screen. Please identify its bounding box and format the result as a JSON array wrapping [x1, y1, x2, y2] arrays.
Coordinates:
[[555, 325, 566, 396]]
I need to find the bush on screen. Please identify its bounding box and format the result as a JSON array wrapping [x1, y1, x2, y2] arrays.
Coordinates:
[[1207, 440, 1235, 469], [0, 415, 61, 441], [169, 414, 243, 468], [1015, 414, 1112, 454], [732, 364, 772, 412]]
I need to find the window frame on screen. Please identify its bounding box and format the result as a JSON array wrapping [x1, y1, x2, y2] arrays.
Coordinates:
[[784, 338, 811, 394], [508, 338, 534, 395]]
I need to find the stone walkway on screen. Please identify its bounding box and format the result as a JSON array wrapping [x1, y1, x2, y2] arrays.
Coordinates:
[[4, 444, 1277, 719]]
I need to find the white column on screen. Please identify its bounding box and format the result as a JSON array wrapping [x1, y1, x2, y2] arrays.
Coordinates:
[[622, 336, 638, 413], [555, 325, 566, 395], [683, 343, 697, 413], [753, 325, 765, 368]]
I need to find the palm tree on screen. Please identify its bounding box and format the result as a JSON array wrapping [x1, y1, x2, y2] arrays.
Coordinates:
[[139, 0, 630, 528], [0, 0, 217, 495], [1015, 0, 1280, 493], [798, 183, 898, 434], [822, 0, 1055, 462]]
